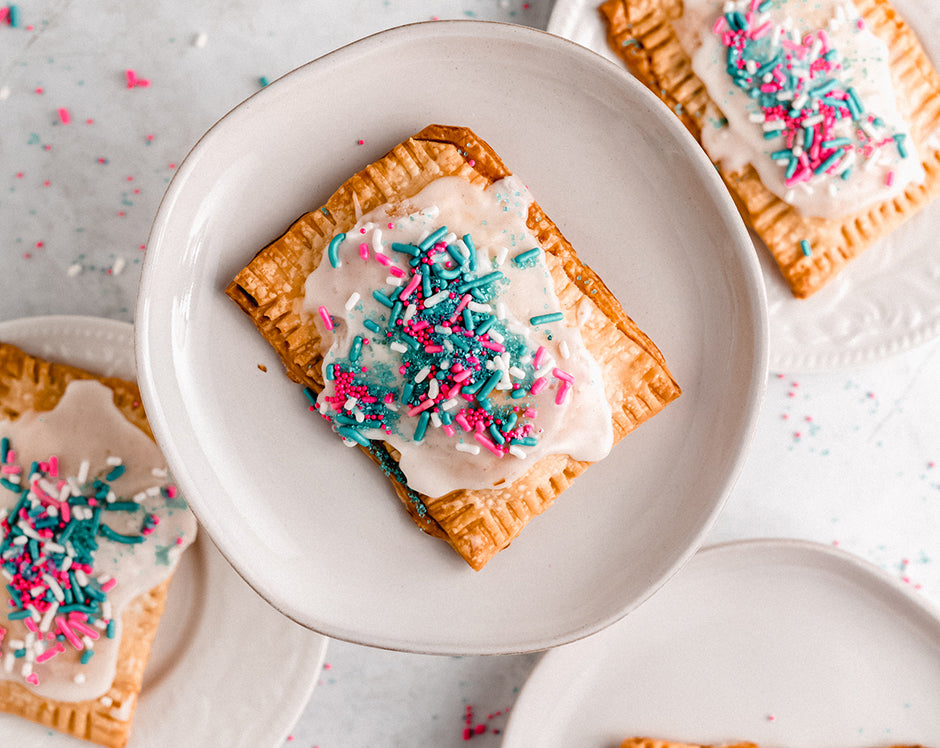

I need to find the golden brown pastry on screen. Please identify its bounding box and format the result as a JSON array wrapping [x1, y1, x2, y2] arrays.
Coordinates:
[[0, 343, 197, 747], [226, 124, 680, 570], [599, 0, 940, 297]]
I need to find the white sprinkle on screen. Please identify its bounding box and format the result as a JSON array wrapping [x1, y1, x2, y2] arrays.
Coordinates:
[[390, 342, 408, 353], [427, 378, 440, 400], [67, 263, 83, 277], [100, 696, 113, 707], [455, 442, 481, 455], [73, 673, 85, 684], [494, 246, 509, 265], [496, 302, 508, 320], [488, 329, 504, 344], [403, 304, 418, 323], [414, 366, 431, 383], [81, 635, 96, 650], [111, 256, 126, 276], [440, 398, 458, 411], [3, 653, 14, 673], [77, 460, 90, 484], [509, 366, 527, 379], [385, 275, 403, 287], [0, 86, 10, 101], [747, 112, 763, 123], [430, 412, 442, 428], [39, 603, 58, 633], [151, 467, 168, 478], [466, 301, 492, 313], [443, 232, 457, 245], [433, 324, 451, 335], [559, 341, 571, 359], [344, 291, 361, 311], [372, 228, 383, 253], [106, 455, 122, 466], [193, 31, 208, 48], [423, 290, 448, 307], [343, 397, 358, 411], [508, 445, 527, 459]]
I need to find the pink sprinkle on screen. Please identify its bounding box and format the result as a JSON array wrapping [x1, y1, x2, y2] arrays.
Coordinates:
[[388, 266, 405, 278], [886, 170, 895, 187], [36, 644, 65, 664], [455, 413, 472, 432], [533, 345, 546, 368], [318, 305, 334, 331], [400, 274, 421, 301], [48, 455, 58, 477], [57, 107, 71, 124], [479, 340, 505, 353], [26, 673, 40, 686], [101, 577, 117, 592], [56, 617, 83, 650], [166, 484, 177, 498], [359, 242, 369, 260], [530, 376, 548, 395], [442, 424, 456, 437], [424, 345, 443, 354], [125, 69, 138, 88], [375, 253, 391, 267], [407, 398, 436, 417], [24, 617, 38, 633], [68, 619, 99, 640], [552, 368, 573, 383], [474, 432, 503, 457], [555, 381, 571, 405], [856, 18, 865, 30], [357, 139, 364, 145], [712, 15, 726, 34]]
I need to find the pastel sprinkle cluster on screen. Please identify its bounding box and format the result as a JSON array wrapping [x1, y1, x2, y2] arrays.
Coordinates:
[[0, 436, 168, 686], [312, 222, 573, 459], [715, 0, 909, 189]]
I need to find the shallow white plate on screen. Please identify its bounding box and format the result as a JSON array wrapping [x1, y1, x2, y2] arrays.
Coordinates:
[[136, 20, 768, 654], [0, 316, 327, 747], [549, 0, 940, 372], [503, 538, 940, 746]]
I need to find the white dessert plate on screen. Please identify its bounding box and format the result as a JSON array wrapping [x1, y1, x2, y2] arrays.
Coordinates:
[[503, 538, 940, 747], [0, 316, 327, 747], [136, 20, 768, 654], [548, 0, 940, 372]]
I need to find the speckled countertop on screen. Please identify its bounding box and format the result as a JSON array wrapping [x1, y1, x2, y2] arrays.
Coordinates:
[[2, 1, 938, 746]]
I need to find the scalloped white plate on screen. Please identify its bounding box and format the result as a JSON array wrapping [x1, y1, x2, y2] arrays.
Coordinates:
[[0, 316, 327, 748], [503, 539, 940, 746], [548, 0, 940, 372], [137, 20, 767, 654]]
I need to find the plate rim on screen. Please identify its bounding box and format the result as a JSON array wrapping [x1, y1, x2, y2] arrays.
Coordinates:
[[0, 314, 328, 747], [502, 535, 940, 745], [136, 19, 769, 654]]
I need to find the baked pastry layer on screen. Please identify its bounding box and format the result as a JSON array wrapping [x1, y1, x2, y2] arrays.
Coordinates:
[[0, 343, 181, 748], [226, 124, 681, 570], [599, 0, 940, 298]]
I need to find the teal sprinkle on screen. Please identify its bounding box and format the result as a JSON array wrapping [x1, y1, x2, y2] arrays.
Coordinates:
[[803, 126, 814, 149], [7, 5, 19, 27], [391, 242, 420, 257], [894, 133, 909, 158], [363, 319, 381, 334], [511, 247, 541, 267], [821, 138, 852, 149], [80, 650, 94, 664], [511, 436, 538, 447], [446, 244, 466, 265], [0, 478, 19, 492], [349, 336, 364, 363], [1, 437, 8, 462], [463, 233, 477, 271], [390, 301, 403, 326], [785, 157, 799, 180], [106, 620, 116, 638], [800, 239, 813, 257], [372, 289, 394, 308], [98, 524, 145, 544], [413, 411, 430, 442], [503, 411, 518, 431], [530, 312, 564, 326], [337, 426, 370, 447], [462, 308, 475, 332], [489, 424, 505, 445], [401, 382, 415, 405], [259, 76, 270, 87], [813, 151, 842, 175], [7, 610, 31, 620], [419, 226, 448, 252], [770, 149, 793, 161], [840, 166, 854, 181], [105, 464, 126, 482], [474, 316, 495, 337], [327, 232, 346, 268], [510, 388, 527, 399], [477, 369, 503, 401], [456, 271, 504, 293]]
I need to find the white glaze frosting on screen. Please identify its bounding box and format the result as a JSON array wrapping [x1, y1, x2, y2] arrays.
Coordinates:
[[675, 0, 925, 218], [303, 175, 613, 498], [0, 380, 196, 702]]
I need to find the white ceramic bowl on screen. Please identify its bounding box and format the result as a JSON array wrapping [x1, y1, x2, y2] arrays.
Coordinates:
[[136, 20, 768, 654]]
